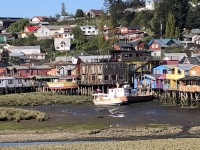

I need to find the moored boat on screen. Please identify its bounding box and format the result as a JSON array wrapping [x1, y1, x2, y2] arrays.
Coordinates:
[[92, 84, 154, 106]]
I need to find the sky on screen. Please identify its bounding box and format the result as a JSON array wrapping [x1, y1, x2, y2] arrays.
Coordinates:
[[1, 0, 105, 18]]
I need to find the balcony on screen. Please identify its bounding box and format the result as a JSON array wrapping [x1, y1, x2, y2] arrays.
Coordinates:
[[179, 85, 200, 92]]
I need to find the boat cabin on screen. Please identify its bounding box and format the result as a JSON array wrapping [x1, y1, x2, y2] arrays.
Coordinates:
[[108, 85, 133, 97]]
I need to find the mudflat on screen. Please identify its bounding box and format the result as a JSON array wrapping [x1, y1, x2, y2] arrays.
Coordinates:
[[1, 138, 200, 150]]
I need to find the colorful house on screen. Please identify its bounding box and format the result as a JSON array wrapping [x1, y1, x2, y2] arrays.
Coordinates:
[[165, 64, 196, 90], [148, 38, 181, 57], [189, 65, 200, 76]]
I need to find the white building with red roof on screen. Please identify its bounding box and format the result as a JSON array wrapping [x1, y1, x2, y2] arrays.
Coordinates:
[[29, 16, 49, 25], [21, 26, 41, 38]]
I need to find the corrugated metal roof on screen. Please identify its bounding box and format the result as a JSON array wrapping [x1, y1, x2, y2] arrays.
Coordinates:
[[78, 55, 111, 63], [30, 65, 52, 69], [176, 64, 196, 70], [179, 76, 200, 81]]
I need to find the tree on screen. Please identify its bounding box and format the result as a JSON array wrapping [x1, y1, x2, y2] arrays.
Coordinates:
[[71, 26, 85, 46], [61, 2, 68, 16], [104, 0, 126, 27], [75, 9, 84, 17], [1, 49, 9, 64], [165, 11, 175, 38], [151, 0, 190, 38], [175, 27, 180, 39], [7, 19, 30, 33], [125, 0, 145, 8], [185, 6, 200, 29]]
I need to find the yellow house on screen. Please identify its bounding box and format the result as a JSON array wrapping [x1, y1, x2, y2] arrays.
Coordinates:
[[166, 64, 196, 89]]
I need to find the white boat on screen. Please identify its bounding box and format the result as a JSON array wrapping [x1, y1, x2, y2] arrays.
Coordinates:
[[92, 84, 154, 106], [92, 88, 128, 106]]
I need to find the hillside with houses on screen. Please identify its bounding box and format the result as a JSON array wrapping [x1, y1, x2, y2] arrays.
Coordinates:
[[0, 0, 200, 107]]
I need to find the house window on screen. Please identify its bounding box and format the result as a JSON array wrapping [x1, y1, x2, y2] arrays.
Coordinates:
[[163, 69, 167, 74], [152, 44, 155, 48], [104, 76, 109, 80], [155, 44, 158, 48], [26, 70, 30, 73], [8, 80, 13, 84], [129, 54, 133, 57], [7, 70, 11, 74], [92, 75, 95, 81], [156, 69, 160, 74], [18, 80, 22, 84], [172, 68, 175, 74], [178, 69, 181, 75], [111, 75, 116, 80]]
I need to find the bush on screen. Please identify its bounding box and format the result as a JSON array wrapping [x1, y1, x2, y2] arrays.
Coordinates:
[[0, 107, 47, 122]]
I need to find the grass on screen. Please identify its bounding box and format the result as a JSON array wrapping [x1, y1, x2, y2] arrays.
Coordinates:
[[145, 124, 171, 129], [0, 107, 47, 122], [0, 92, 93, 107], [0, 121, 109, 131]]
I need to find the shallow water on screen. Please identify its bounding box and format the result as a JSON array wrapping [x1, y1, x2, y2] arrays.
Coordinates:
[[25, 101, 200, 127], [0, 140, 115, 147]]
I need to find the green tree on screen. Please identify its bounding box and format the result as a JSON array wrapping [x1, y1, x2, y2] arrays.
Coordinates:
[[131, 10, 153, 28], [71, 26, 85, 47], [1, 49, 9, 64], [125, 0, 145, 8], [151, 0, 190, 38], [104, 0, 126, 27], [75, 9, 84, 17], [151, 13, 161, 38], [165, 11, 175, 38], [185, 6, 200, 29], [61, 2, 68, 16], [7, 19, 30, 33], [175, 27, 180, 39]]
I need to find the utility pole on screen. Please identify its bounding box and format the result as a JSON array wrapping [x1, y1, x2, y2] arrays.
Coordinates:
[[160, 20, 163, 38]]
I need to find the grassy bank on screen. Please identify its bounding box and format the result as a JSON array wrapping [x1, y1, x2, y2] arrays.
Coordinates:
[[0, 107, 47, 122], [0, 122, 109, 131], [0, 92, 93, 106]]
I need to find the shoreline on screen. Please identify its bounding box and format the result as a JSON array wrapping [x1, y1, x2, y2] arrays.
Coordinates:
[[0, 125, 196, 143]]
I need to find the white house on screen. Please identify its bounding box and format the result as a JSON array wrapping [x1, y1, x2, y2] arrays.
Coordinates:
[[6, 45, 41, 55], [54, 33, 74, 39], [55, 56, 78, 64], [30, 16, 49, 25], [192, 35, 200, 45], [54, 38, 71, 51], [35, 25, 74, 38], [145, 0, 155, 10], [5, 45, 45, 60], [80, 26, 99, 36]]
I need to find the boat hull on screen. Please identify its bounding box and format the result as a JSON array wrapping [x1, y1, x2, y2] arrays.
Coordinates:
[[127, 95, 154, 103], [93, 100, 124, 106]]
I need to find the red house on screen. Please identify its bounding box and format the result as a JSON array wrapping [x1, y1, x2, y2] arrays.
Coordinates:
[[6, 66, 30, 77], [30, 66, 52, 76]]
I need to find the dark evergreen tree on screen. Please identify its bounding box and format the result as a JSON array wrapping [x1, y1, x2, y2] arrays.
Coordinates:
[[61, 2, 68, 16], [165, 11, 175, 38], [1, 49, 9, 64], [185, 5, 200, 29], [75, 9, 84, 17]]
